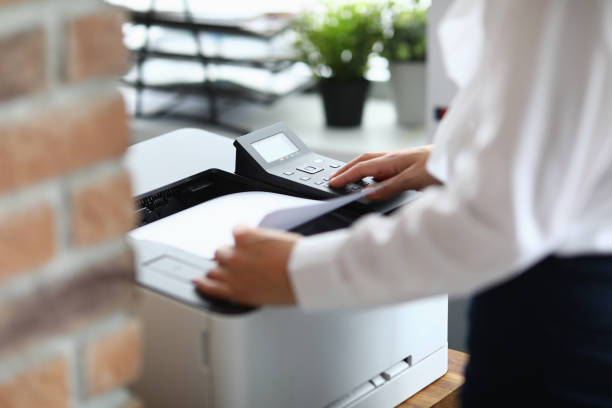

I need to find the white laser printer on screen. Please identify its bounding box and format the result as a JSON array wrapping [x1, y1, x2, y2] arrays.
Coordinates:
[[127, 124, 448, 408]]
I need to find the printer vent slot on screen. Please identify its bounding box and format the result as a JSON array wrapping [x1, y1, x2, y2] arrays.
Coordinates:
[[138, 187, 180, 208]]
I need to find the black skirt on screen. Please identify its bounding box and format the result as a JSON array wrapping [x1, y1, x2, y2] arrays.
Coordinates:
[[462, 255, 612, 407]]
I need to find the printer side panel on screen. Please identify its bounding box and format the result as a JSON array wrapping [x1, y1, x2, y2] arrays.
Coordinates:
[[133, 288, 213, 408]]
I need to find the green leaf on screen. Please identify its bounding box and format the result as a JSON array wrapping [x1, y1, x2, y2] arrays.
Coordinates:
[[294, 1, 384, 80], [381, 3, 428, 62]]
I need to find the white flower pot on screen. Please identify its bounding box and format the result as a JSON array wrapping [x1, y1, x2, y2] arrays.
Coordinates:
[[389, 61, 425, 127]]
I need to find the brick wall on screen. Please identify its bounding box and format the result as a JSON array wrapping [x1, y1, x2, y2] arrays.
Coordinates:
[[0, 0, 141, 407]]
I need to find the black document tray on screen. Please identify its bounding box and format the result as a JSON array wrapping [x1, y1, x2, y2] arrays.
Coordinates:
[[134, 168, 368, 234]]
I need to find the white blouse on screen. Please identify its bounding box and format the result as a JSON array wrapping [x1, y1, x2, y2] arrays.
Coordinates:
[[288, 0, 612, 311]]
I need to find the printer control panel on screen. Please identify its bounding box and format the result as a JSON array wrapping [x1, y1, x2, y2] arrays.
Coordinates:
[[234, 122, 377, 199], [269, 155, 378, 196]]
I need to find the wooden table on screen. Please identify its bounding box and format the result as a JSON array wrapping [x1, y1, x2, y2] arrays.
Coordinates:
[[397, 349, 469, 408]]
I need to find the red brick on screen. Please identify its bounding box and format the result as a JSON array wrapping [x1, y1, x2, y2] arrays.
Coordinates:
[[0, 28, 46, 101], [0, 356, 69, 408], [0, 204, 55, 282], [85, 318, 142, 396], [0, 249, 135, 352], [65, 10, 128, 82], [0, 93, 129, 193], [71, 170, 135, 247]]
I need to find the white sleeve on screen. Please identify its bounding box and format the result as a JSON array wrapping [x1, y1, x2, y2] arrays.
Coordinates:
[[289, 1, 612, 311]]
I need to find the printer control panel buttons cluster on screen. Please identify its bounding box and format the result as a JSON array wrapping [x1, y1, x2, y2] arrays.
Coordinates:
[[276, 156, 377, 195]]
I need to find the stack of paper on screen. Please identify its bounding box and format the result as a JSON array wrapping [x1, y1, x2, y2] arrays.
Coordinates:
[[129, 190, 368, 259]]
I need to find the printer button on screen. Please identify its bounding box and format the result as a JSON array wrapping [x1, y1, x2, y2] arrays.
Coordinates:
[[322, 177, 330, 181], [283, 171, 294, 176], [297, 165, 323, 174], [300, 176, 311, 181], [329, 163, 341, 168], [362, 177, 375, 185], [314, 181, 324, 185], [369, 375, 385, 388]]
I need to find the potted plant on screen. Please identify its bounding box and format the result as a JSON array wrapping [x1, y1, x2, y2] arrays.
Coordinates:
[[294, 2, 383, 127], [382, 2, 427, 127]]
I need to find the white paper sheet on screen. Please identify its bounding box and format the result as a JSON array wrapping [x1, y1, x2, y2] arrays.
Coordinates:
[[258, 190, 367, 229], [129, 190, 370, 259]]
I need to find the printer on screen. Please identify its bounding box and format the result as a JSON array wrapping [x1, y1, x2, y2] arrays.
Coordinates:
[[127, 124, 448, 408]]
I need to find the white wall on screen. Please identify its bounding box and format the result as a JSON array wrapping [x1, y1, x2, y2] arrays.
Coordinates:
[[426, 0, 458, 141]]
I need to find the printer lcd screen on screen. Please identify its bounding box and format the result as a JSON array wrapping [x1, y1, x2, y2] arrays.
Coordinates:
[[251, 133, 299, 163]]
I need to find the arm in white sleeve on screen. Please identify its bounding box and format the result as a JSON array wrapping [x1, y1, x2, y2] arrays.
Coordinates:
[[289, 0, 612, 310]]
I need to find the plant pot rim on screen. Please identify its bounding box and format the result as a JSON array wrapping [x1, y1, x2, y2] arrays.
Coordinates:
[[319, 77, 369, 83]]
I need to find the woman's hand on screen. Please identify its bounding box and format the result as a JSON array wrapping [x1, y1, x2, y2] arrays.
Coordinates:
[[193, 225, 301, 306], [329, 145, 441, 200]]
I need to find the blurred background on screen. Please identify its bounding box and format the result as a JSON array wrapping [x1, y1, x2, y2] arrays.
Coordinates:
[[109, 0, 468, 353], [113, 0, 433, 150], [0, 1, 466, 405]]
